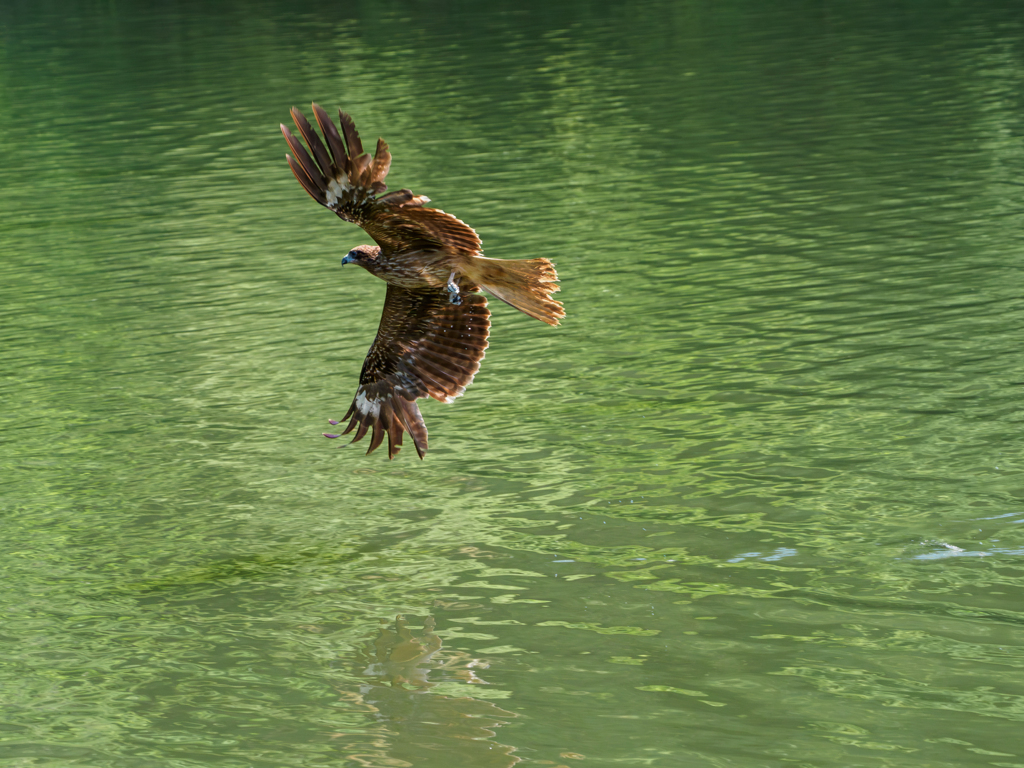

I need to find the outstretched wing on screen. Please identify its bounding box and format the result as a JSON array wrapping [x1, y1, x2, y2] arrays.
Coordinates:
[[326, 285, 491, 459], [281, 104, 482, 257]]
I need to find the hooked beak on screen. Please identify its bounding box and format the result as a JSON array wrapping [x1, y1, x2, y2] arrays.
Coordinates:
[[341, 254, 354, 266]]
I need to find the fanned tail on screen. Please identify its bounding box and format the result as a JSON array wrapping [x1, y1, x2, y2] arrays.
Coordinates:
[[462, 256, 564, 326]]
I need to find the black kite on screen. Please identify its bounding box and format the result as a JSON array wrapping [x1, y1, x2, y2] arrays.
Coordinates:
[[281, 105, 564, 459]]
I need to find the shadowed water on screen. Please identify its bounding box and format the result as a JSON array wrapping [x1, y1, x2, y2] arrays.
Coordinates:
[[3, 1, 1024, 766]]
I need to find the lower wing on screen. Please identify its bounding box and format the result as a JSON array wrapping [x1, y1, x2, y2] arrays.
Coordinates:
[[326, 285, 491, 459]]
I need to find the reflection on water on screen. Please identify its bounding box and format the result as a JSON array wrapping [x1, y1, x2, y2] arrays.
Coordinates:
[[335, 616, 519, 768], [3, 0, 1024, 766]]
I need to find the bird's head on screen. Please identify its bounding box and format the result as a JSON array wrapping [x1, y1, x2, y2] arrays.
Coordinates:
[[342, 245, 381, 270]]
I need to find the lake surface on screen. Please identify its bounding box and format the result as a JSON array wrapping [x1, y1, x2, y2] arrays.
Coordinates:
[[3, 1, 1024, 765]]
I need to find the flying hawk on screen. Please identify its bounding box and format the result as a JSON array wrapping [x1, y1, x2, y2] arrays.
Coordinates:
[[281, 105, 564, 459]]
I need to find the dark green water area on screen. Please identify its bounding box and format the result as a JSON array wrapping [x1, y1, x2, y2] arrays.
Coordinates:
[[4, 1, 1024, 766]]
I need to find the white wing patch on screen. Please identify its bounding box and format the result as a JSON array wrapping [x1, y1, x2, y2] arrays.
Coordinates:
[[355, 389, 381, 418], [325, 177, 353, 208]]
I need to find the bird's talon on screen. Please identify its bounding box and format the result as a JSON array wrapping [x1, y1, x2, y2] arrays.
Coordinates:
[[328, 419, 340, 426], [446, 271, 462, 305], [323, 433, 341, 439]]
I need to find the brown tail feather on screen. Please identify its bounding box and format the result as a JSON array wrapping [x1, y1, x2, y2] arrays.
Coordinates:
[[461, 256, 564, 326]]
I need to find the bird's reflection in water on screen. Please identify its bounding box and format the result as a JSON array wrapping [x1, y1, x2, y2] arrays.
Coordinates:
[[336, 615, 521, 768]]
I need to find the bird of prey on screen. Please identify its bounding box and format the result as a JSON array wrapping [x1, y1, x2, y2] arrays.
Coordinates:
[[281, 104, 564, 460]]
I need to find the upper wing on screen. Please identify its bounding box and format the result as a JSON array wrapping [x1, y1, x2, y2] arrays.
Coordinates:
[[281, 104, 482, 257], [326, 285, 491, 459]]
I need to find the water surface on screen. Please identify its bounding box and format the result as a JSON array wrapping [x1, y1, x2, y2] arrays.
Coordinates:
[[3, 1, 1024, 766]]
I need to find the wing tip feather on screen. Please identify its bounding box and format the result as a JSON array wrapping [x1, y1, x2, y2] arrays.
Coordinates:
[[333, 387, 428, 461]]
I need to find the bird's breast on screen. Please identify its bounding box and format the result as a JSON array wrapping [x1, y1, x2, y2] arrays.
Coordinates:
[[373, 252, 458, 289]]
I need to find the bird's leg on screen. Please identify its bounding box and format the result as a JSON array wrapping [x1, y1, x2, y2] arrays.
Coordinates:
[[446, 271, 462, 306]]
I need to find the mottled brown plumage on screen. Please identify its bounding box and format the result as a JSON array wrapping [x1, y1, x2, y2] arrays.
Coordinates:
[[282, 104, 564, 459]]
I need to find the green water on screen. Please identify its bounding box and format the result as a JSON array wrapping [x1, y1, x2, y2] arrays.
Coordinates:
[[3, 1, 1024, 765]]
